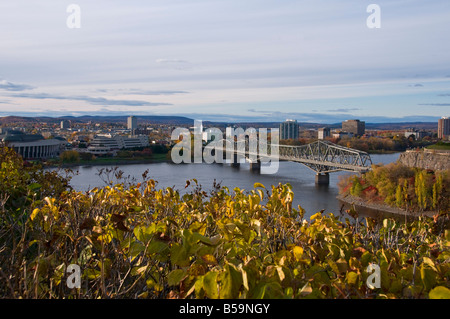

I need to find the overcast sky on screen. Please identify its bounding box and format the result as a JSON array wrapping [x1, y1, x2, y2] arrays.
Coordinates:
[[0, 0, 450, 123]]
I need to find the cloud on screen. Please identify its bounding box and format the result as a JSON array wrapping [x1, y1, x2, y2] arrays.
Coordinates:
[[326, 108, 361, 113], [437, 93, 450, 96], [10, 92, 172, 107], [418, 103, 450, 106], [408, 83, 424, 87], [156, 58, 192, 70], [0, 80, 34, 91], [212, 110, 441, 124], [96, 88, 189, 96], [156, 59, 189, 64]]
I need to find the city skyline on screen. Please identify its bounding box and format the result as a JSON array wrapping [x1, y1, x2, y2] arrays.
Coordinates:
[[1, 1, 450, 123]]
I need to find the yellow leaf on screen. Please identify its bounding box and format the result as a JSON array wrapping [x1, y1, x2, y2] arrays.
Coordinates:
[[201, 254, 218, 265], [30, 208, 40, 221], [293, 246, 304, 261], [429, 286, 450, 299]]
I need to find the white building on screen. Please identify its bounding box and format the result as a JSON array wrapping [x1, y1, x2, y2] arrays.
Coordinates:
[[318, 127, 331, 140], [332, 131, 354, 139], [87, 134, 149, 155]]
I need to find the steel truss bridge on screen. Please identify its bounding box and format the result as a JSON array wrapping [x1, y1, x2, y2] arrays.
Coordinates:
[[207, 140, 373, 184], [277, 140, 372, 174]]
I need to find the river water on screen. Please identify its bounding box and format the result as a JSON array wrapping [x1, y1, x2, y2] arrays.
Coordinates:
[[67, 153, 400, 219]]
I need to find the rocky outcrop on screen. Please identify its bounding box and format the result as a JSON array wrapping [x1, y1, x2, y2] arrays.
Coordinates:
[[398, 149, 450, 171]]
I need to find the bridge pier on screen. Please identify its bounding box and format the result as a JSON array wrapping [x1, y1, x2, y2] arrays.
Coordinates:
[[231, 152, 240, 168], [315, 173, 329, 185], [249, 160, 261, 172]]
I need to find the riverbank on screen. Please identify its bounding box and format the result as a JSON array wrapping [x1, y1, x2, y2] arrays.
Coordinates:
[[43, 154, 171, 169], [398, 149, 450, 171], [336, 194, 436, 219]]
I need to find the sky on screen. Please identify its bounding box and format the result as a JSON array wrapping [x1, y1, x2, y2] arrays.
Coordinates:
[[0, 0, 450, 123]]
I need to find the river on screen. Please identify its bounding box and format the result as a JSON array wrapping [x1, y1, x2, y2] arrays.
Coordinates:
[[67, 153, 400, 219]]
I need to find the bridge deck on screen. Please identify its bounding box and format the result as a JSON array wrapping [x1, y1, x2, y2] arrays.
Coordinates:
[[207, 140, 372, 174]]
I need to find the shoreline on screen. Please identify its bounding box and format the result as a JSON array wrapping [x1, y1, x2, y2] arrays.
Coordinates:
[[43, 157, 172, 169], [336, 194, 436, 218]]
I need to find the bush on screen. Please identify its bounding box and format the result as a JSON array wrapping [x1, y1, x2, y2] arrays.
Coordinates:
[[0, 150, 448, 299]]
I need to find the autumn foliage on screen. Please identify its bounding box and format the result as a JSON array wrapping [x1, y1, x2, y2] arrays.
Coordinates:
[[0, 147, 449, 299], [338, 162, 450, 213]]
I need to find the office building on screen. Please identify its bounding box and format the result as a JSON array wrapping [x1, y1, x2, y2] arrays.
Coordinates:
[[438, 117, 450, 139], [332, 131, 353, 139], [280, 119, 299, 140], [61, 120, 70, 130], [318, 127, 331, 140], [87, 134, 149, 155], [342, 119, 365, 136], [127, 116, 138, 132], [404, 128, 429, 140]]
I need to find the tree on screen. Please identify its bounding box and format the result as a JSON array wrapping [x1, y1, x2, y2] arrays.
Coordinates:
[[350, 176, 363, 196], [60, 150, 80, 163]]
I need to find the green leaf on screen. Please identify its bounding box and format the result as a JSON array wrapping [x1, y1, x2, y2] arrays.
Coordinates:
[[192, 232, 213, 245], [28, 183, 42, 191], [147, 240, 169, 255], [170, 243, 190, 267], [167, 269, 187, 286], [203, 272, 219, 299], [133, 224, 155, 243], [219, 263, 243, 299], [129, 241, 145, 261], [420, 265, 436, 291], [361, 251, 372, 267], [429, 286, 450, 299], [253, 281, 285, 299], [84, 268, 101, 280], [422, 257, 437, 272], [335, 258, 348, 274], [346, 271, 359, 285]]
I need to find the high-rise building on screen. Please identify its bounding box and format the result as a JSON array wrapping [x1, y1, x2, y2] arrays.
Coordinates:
[[342, 119, 365, 136], [127, 116, 137, 132], [61, 120, 70, 130], [280, 119, 299, 140], [438, 117, 450, 139], [318, 127, 331, 140]]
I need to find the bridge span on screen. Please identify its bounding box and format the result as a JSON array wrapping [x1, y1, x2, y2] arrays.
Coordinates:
[[207, 140, 372, 185]]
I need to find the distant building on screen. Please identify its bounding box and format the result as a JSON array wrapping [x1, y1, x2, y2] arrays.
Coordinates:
[[280, 119, 299, 140], [332, 131, 353, 139], [127, 116, 138, 132], [87, 134, 149, 155], [318, 127, 331, 140], [0, 130, 65, 159], [438, 117, 450, 139], [404, 128, 429, 140], [61, 120, 70, 130], [342, 119, 365, 136]]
